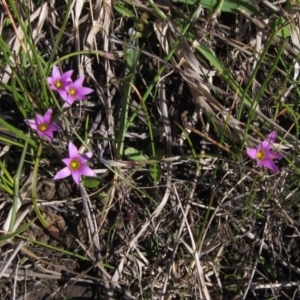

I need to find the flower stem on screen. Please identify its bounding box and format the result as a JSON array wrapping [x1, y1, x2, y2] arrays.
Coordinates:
[[32, 141, 49, 228]]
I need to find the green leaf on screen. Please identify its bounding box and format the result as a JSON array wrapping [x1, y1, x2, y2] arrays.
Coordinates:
[[83, 177, 101, 188], [271, 17, 291, 37], [195, 44, 256, 109], [124, 147, 148, 161], [259, 256, 265, 264], [148, 149, 164, 183], [149, 163, 162, 182], [0, 221, 32, 242], [0, 117, 36, 147], [175, 0, 260, 15], [114, 4, 136, 18]]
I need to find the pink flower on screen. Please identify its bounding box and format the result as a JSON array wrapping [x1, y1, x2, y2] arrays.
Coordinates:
[[266, 131, 277, 144], [47, 66, 73, 100], [54, 142, 96, 185], [26, 108, 61, 141], [246, 131, 285, 173], [63, 77, 93, 106]]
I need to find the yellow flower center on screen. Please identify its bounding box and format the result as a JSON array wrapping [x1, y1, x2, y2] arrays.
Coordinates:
[[69, 87, 76, 96], [38, 123, 48, 132], [256, 150, 266, 161], [54, 80, 62, 89], [69, 159, 81, 171]]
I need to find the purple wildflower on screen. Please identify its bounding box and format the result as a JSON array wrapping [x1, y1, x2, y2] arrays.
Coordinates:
[[63, 77, 93, 106], [26, 108, 61, 142], [266, 131, 277, 144], [54, 142, 96, 185], [47, 66, 73, 100], [246, 131, 285, 173]]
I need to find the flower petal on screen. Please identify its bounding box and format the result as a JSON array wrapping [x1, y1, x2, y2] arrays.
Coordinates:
[[42, 131, 53, 141], [47, 77, 54, 85], [54, 167, 71, 180], [52, 66, 60, 78], [68, 142, 78, 158], [82, 152, 93, 160], [27, 119, 37, 130], [263, 150, 274, 161], [267, 131, 277, 144], [66, 95, 76, 105], [73, 77, 85, 88], [271, 151, 285, 160], [78, 87, 93, 96], [48, 123, 61, 131], [36, 114, 44, 125], [78, 152, 93, 164], [60, 70, 73, 82], [247, 148, 258, 160], [77, 155, 88, 164], [62, 158, 72, 166], [71, 170, 81, 185], [261, 158, 279, 173], [80, 165, 96, 177], [62, 102, 71, 108], [43, 109, 53, 123], [74, 94, 86, 101], [58, 89, 68, 101], [259, 140, 272, 151]]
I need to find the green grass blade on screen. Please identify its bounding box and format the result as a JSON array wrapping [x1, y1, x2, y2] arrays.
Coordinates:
[[8, 138, 28, 232]]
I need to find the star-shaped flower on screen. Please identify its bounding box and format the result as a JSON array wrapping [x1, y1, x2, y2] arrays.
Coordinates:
[[63, 77, 94, 106], [47, 66, 73, 100], [54, 142, 96, 185], [246, 131, 285, 173], [26, 108, 61, 141]]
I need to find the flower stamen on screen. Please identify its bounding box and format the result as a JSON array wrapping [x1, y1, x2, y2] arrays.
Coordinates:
[[256, 150, 266, 160], [69, 87, 76, 96], [54, 80, 62, 89], [69, 159, 81, 171], [38, 123, 48, 132]]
